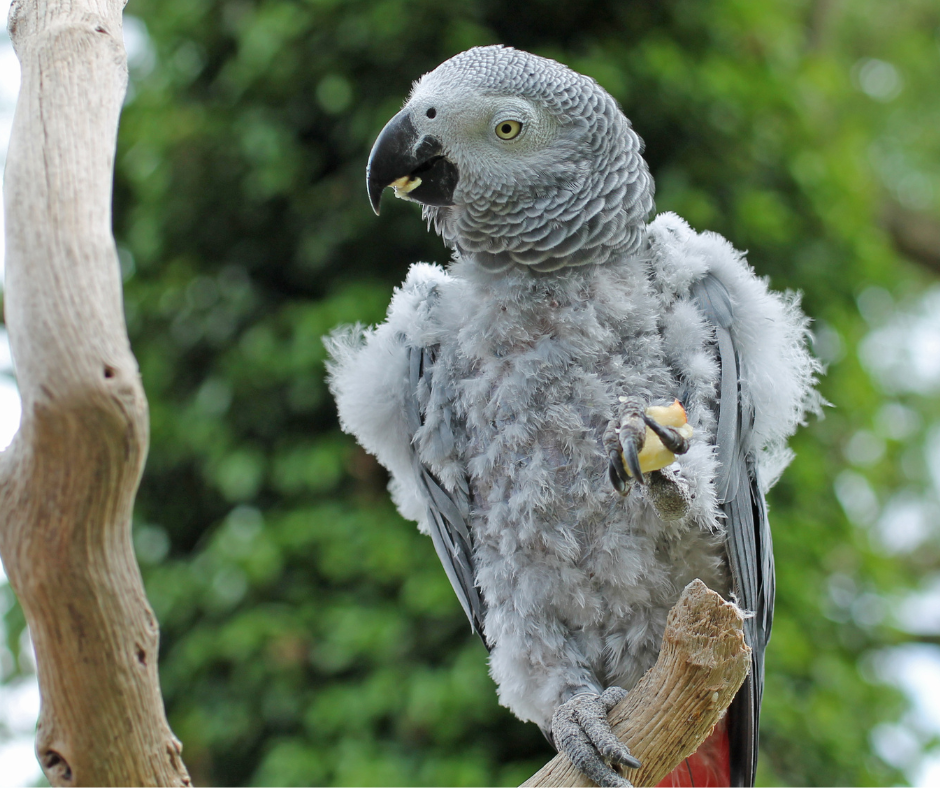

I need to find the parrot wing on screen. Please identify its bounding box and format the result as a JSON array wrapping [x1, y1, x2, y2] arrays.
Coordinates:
[[403, 344, 488, 644], [692, 272, 773, 787]]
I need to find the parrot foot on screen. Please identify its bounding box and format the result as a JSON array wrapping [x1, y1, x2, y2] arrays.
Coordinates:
[[551, 687, 639, 787], [605, 397, 692, 492], [605, 398, 646, 491]]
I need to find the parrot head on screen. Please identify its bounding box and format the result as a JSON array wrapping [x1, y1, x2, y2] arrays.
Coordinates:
[[367, 46, 654, 272]]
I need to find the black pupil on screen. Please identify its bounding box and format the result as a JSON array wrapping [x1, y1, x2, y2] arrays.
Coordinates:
[[501, 123, 512, 135], [426, 107, 436, 118]]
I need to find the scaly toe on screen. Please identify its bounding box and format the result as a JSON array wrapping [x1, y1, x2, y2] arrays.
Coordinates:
[[552, 692, 638, 787]]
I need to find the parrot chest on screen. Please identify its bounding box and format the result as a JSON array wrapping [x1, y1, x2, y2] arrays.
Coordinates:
[[418, 266, 728, 683], [454, 330, 664, 546], [431, 271, 671, 542], [442, 316, 724, 677]]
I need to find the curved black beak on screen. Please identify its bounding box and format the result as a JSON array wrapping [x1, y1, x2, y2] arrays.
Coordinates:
[[367, 109, 459, 215]]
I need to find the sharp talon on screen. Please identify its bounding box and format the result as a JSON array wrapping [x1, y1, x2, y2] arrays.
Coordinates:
[[609, 451, 629, 492], [622, 439, 645, 485], [607, 746, 641, 770], [609, 463, 626, 493], [642, 413, 690, 455]]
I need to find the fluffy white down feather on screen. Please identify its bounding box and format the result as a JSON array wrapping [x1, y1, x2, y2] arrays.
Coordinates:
[[325, 214, 820, 730]]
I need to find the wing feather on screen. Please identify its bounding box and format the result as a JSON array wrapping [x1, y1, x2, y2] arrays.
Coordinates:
[[692, 273, 774, 787], [405, 345, 488, 645]]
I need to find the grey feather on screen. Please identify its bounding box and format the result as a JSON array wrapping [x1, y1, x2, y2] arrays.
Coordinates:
[[693, 273, 775, 786], [692, 272, 740, 503], [406, 345, 487, 642]]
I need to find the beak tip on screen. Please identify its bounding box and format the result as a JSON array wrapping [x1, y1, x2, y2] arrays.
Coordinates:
[[367, 177, 383, 216], [367, 109, 420, 218]]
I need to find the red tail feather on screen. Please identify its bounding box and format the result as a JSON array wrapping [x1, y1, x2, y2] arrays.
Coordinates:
[[656, 718, 730, 787]]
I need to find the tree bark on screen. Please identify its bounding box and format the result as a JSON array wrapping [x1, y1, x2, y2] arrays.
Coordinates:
[[522, 580, 750, 788], [0, 0, 190, 785]]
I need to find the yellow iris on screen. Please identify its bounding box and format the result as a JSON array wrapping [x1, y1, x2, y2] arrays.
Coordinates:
[[495, 120, 522, 140]]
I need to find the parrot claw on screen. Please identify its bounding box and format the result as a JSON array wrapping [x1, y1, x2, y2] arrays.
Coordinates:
[[604, 398, 648, 491], [621, 439, 645, 486], [606, 397, 693, 494], [642, 412, 691, 455], [608, 449, 631, 493], [551, 687, 639, 787]]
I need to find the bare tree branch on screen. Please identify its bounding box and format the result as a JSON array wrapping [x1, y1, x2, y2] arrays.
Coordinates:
[[0, 0, 189, 784], [522, 580, 750, 788]]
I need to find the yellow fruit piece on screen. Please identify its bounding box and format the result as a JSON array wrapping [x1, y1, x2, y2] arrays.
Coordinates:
[[390, 174, 422, 198], [644, 400, 689, 429], [623, 399, 694, 475]]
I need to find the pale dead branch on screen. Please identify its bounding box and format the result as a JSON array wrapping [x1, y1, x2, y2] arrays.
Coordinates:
[[0, 0, 189, 784]]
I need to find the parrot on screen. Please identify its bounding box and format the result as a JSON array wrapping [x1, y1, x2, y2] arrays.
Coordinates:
[[326, 45, 820, 787]]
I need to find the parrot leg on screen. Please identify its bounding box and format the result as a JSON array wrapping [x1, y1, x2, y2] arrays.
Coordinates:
[[604, 398, 647, 491], [551, 687, 639, 787]]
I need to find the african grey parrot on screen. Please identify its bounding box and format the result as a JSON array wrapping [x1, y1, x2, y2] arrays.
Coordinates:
[[326, 46, 819, 787]]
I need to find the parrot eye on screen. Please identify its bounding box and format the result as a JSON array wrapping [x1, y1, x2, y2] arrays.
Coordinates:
[[495, 120, 523, 140], [426, 107, 437, 119]]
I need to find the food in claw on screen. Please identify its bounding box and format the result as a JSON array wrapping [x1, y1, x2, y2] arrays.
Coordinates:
[[630, 399, 695, 476]]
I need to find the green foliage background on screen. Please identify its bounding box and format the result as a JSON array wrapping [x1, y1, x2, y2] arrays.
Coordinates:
[[3, 0, 940, 785]]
